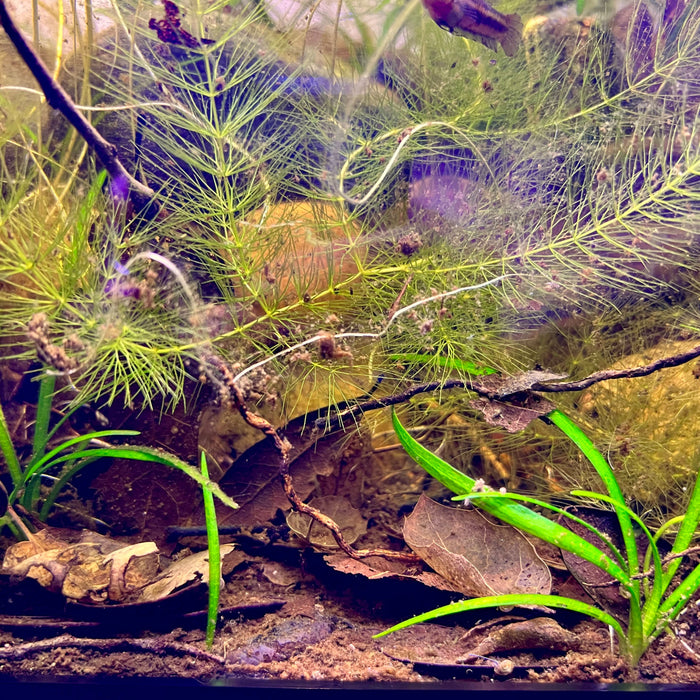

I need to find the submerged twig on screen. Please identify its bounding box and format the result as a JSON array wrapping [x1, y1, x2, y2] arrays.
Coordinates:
[[202, 353, 420, 563], [0, 0, 158, 218], [318, 342, 700, 430], [529, 344, 700, 393]]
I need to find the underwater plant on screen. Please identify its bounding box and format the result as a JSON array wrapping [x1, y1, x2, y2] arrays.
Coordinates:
[[0, 369, 237, 539], [0, 0, 698, 432], [376, 407, 700, 667]]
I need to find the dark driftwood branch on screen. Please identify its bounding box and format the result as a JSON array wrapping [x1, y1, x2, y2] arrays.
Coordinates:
[[0, 0, 159, 217], [318, 342, 700, 431], [529, 343, 700, 393]]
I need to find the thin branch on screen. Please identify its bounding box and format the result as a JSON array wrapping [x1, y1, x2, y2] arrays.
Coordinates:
[[203, 353, 421, 563], [0, 0, 159, 218], [317, 342, 700, 430], [530, 344, 700, 393]]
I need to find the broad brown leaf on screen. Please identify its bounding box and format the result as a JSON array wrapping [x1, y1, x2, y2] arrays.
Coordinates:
[[323, 553, 463, 593], [477, 370, 567, 399], [286, 495, 366, 548], [558, 506, 646, 621], [200, 408, 367, 528], [403, 495, 551, 597], [470, 394, 556, 432]]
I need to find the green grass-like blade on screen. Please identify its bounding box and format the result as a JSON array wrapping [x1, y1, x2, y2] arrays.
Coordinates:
[[452, 490, 627, 568], [388, 354, 498, 376], [47, 445, 239, 511], [201, 451, 220, 648], [664, 460, 700, 587], [20, 430, 141, 485], [38, 455, 105, 521], [547, 410, 641, 595], [0, 400, 22, 488], [31, 374, 56, 463], [392, 409, 631, 586], [374, 594, 625, 641]]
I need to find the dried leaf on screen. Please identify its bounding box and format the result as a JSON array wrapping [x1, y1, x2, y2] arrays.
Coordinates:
[[477, 370, 567, 399], [2, 529, 158, 604], [102, 542, 159, 602], [323, 553, 463, 593], [459, 617, 578, 661], [470, 394, 556, 432], [403, 495, 551, 597], [380, 624, 558, 678], [137, 545, 235, 602], [286, 495, 366, 547], [558, 507, 635, 620]]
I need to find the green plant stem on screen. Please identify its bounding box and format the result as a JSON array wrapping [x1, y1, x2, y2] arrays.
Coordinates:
[[24, 373, 57, 510], [664, 459, 700, 588], [546, 410, 641, 588], [38, 445, 239, 511], [201, 451, 220, 648], [38, 455, 103, 521], [0, 401, 22, 488], [17, 429, 139, 508], [31, 373, 55, 462], [546, 410, 646, 661]]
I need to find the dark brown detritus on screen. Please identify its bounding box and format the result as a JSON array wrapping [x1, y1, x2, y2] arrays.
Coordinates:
[[148, 0, 214, 48], [27, 314, 80, 373], [317, 332, 353, 361], [395, 233, 423, 257]]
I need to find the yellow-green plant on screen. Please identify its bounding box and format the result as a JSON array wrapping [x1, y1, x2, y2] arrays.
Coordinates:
[[0, 0, 698, 417]]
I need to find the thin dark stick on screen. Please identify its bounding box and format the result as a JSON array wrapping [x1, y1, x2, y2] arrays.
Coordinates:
[[318, 343, 700, 430], [202, 353, 421, 562], [0, 0, 159, 217], [530, 343, 700, 393]]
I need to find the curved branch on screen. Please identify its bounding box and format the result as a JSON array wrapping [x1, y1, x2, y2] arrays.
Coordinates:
[[318, 342, 700, 430]]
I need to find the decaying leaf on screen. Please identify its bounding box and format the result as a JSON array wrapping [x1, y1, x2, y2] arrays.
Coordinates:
[[1, 529, 158, 604], [286, 495, 367, 547], [458, 617, 579, 661], [379, 623, 560, 678], [323, 553, 463, 593], [201, 408, 367, 528], [137, 545, 235, 601], [103, 542, 160, 602], [470, 394, 556, 432], [1, 528, 235, 606], [477, 370, 567, 399], [558, 507, 639, 620], [403, 495, 551, 597]]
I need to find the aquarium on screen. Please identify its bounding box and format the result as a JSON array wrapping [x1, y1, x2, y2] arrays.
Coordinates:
[[1, 0, 700, 686]]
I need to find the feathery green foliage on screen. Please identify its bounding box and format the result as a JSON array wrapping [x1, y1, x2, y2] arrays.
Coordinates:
[[0, 0, 697, 419]]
